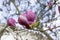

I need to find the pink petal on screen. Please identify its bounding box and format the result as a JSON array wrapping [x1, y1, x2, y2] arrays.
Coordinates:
[[18, 15, 29, 26]]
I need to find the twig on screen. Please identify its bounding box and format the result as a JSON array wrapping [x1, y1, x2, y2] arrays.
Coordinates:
[[0, 25, 8, 38], [10, 0, 20, 15]]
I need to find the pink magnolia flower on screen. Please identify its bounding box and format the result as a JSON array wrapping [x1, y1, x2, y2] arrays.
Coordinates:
[[18, 10, 35, 28], [7, 18, 16, 27]]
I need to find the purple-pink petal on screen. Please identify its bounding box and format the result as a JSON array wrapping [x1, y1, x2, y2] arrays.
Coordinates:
[[22, 10, 35, 24], [18, 15, 29, 26]]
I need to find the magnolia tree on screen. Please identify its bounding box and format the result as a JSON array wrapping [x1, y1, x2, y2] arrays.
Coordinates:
[[0, 0, 60, 40]]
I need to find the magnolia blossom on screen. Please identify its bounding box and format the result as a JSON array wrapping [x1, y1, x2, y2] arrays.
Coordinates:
[[7, 18, 16, 27], [18, 10, 35, 28]]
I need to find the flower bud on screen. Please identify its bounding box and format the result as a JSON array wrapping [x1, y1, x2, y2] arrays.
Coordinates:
[[18, 15, 30, 29], [7, 18, 16, 27], [18, 10, 35, 29]]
